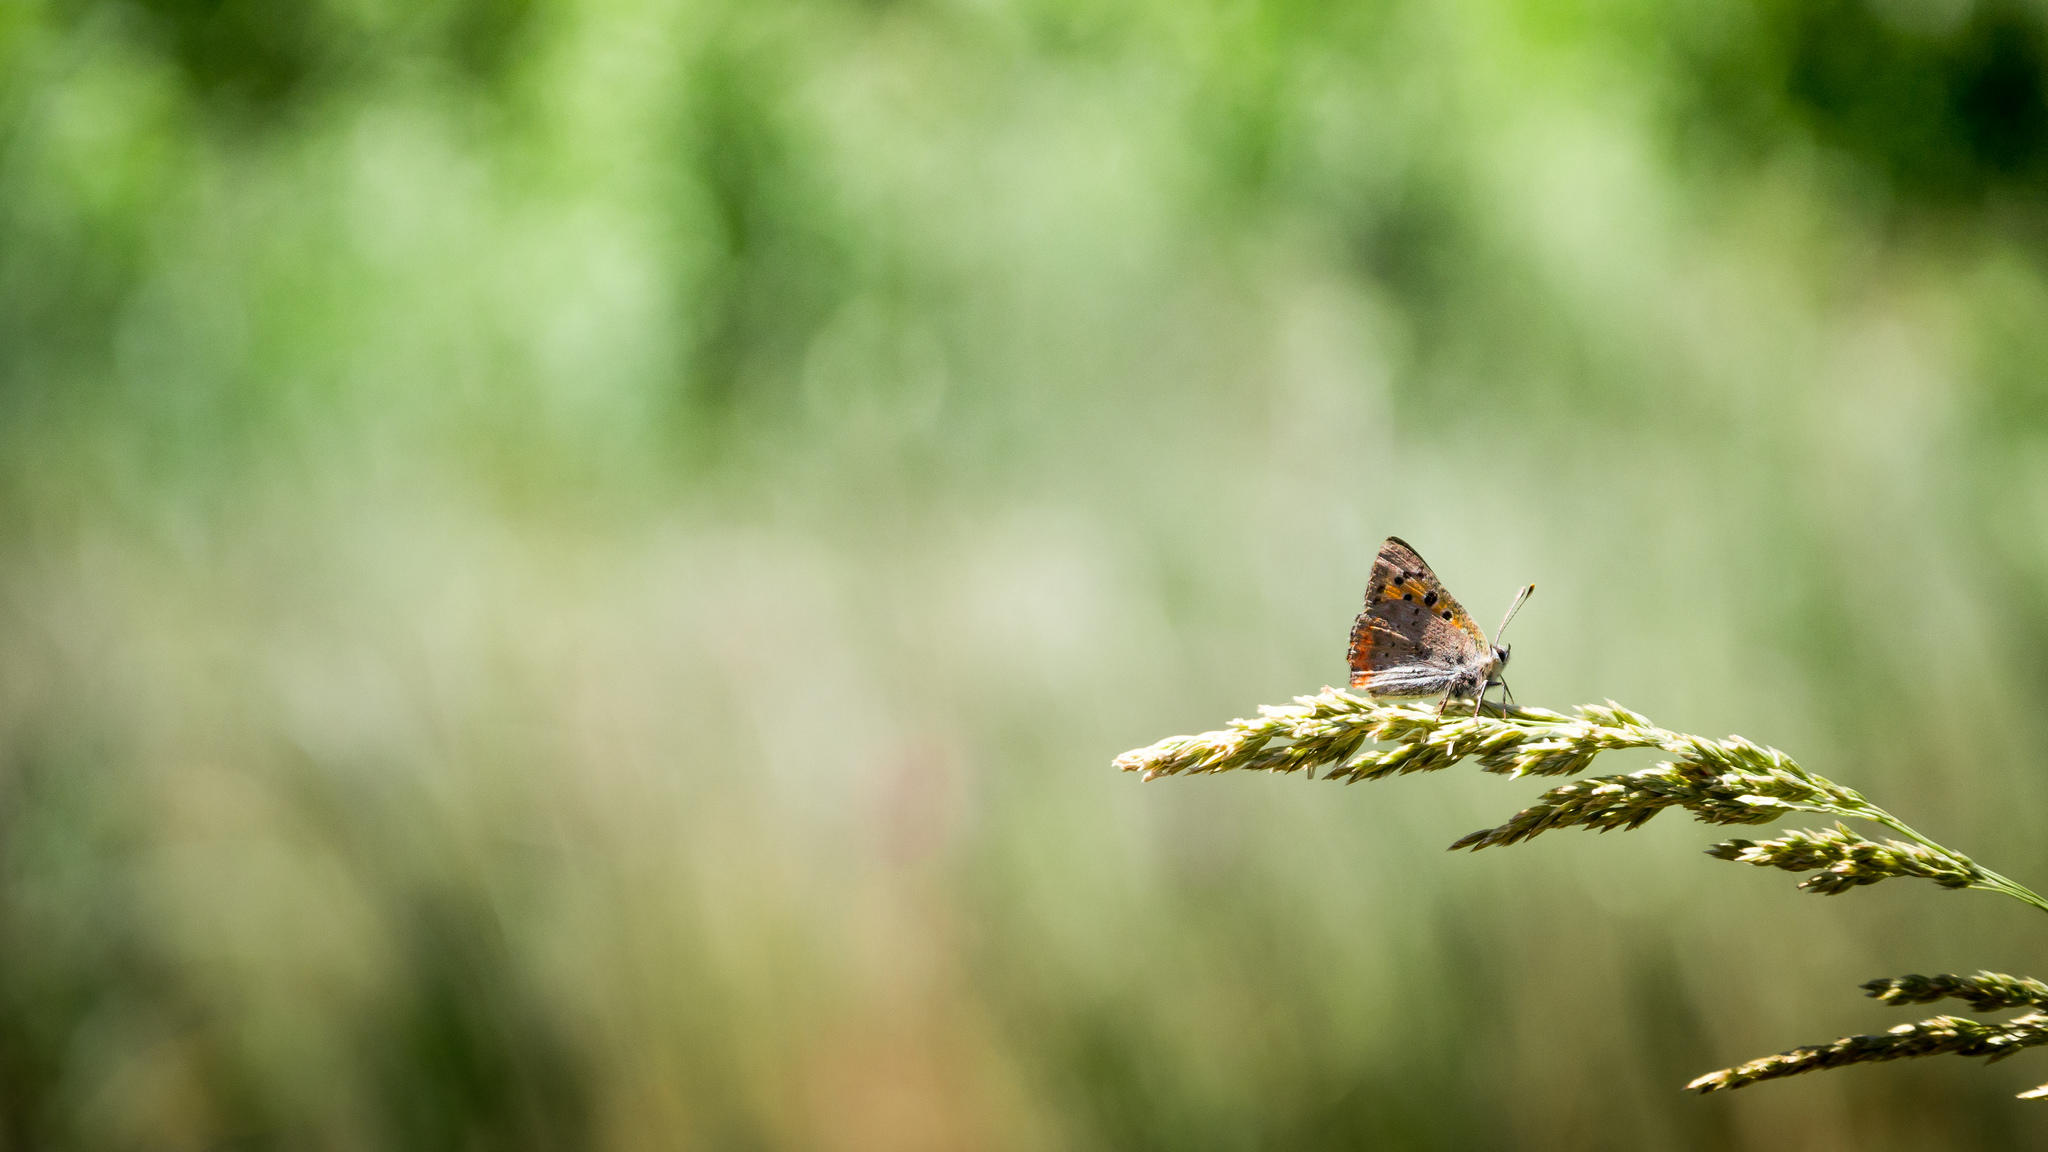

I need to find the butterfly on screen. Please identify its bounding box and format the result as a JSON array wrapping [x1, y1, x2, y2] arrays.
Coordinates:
[[1347, 537, 1534, 715]]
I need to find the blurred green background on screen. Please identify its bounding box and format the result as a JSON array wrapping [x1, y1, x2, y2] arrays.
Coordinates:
[[7, 0, 2048, 1147]]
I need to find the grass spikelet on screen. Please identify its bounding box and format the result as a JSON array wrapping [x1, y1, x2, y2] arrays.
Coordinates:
[[1686, 1013, 2048, 1096], [1862, 973, 2048, 1012], [1706, 824, 1981, 893]]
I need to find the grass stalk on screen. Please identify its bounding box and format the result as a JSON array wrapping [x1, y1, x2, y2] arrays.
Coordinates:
[[1116, 687, 2048, 1096]]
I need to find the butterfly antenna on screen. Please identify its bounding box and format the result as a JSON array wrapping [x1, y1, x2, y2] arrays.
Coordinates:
[[1494, 583, 1535, 642]]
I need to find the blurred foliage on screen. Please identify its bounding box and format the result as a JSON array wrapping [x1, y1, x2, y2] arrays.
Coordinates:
[[1676, 0, 2048, 207], [6, 0, 2048, 1148]]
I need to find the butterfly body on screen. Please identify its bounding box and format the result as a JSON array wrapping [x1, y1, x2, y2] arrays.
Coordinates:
[[1347, 537, 1529, 711]]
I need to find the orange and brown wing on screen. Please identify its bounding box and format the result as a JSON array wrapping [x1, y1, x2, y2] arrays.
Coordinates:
[[1369, 538, 1487, 645], [1347, 537, 1487, 694]]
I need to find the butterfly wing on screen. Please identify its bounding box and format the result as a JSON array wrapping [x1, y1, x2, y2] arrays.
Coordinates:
[[1348, 601, 1484, 695], [1347, 537, 1491, 696]]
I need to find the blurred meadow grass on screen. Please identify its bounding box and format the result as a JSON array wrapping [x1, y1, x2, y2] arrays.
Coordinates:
[[7, 0, 2048, 1147]]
